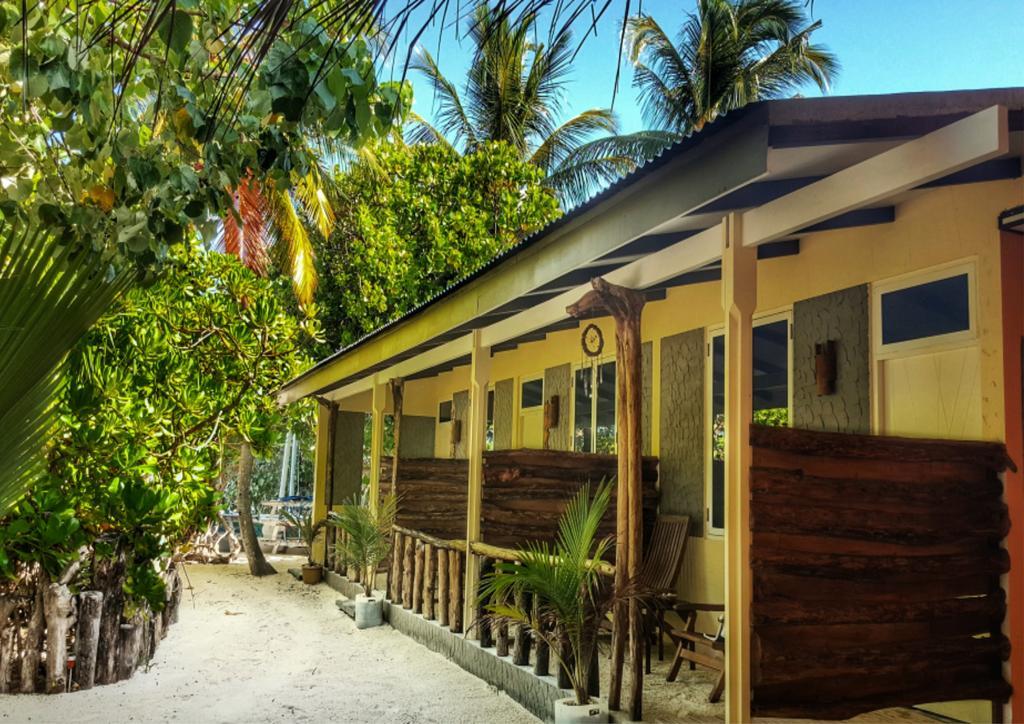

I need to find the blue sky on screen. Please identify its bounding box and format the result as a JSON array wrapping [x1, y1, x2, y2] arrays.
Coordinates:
[[391, 0, 1024, 135]]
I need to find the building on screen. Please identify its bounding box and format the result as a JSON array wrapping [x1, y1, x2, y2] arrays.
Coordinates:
[[280, 88, 1024, 723]]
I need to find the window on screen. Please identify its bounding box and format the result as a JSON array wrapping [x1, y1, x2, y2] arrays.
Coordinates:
[[574, 361, 616, 453], [709, 316, 791, 533], [521, 378, 544, 409], [438, 400, 452, 423], [878, 271, 973, 347]]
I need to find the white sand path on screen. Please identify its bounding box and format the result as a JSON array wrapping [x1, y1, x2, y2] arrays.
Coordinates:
[[0, 557, 539, 724]]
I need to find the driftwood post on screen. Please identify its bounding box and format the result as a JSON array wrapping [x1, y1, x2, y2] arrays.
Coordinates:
[[20, 583, 44, 693], [390, 378, 404, 496], [117, 620, 140, 681], [437, 548, 450, 627], [74, 591, 104, 690], [568, 277, 646, 719], [43, 581, 76, 693], [402, 536, 415, 609], [412, 541, 425, 614], [390, 531, 404, 602], [423, 543, 435, 620], [0, 624, 16, 693], [448, 550, 463, 633]]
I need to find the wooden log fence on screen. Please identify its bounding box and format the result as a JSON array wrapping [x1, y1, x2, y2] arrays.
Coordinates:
[[0, 564, 183, 694]]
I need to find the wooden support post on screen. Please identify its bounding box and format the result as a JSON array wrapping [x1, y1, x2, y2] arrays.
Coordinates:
[[463, 331, 491, 632], [478, 558, 494, 648], [369, 377, 387, 511], [423, 543, 435, 620], [412, 541, 425, 614], [496, 619, 509, 657], [533, 593, 550, 677], [449, 550, 463, 633], [512, 589, 532, 665], [313, 401, 335, 566], [390, 531, 404, 602], [0, 624, 15, 693], [437, 547, 450, 627], [567, 276, 646, 718], [722, 212, 756, 723], [402, 536, 415, 609], [557, 629, 573, 689], [390, 378, 404, 496], [117, 620, 141, 681], [588, 643, 601, 698]]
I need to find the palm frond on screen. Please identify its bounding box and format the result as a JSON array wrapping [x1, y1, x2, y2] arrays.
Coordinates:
[[528, 108, 619, 174], [268, 186, 318, 307], [0, 222, 131, 512], [296, 166, 336, 239], [411, 48, 478, 150]]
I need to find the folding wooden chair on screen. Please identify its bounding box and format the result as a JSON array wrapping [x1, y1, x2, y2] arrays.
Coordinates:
[[638, 514, 692, 671], [667, 601, 726, 703]]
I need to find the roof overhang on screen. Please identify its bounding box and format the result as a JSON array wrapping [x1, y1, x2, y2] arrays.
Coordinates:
[[280, 88, 1024, 405]]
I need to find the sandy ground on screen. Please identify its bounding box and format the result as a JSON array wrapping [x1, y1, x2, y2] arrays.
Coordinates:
[[0, 556, 539, 724]]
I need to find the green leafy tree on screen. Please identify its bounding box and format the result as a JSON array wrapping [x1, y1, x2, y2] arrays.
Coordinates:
[[407, 4, 673, 206], [0, 248, 314, 605], [314, 141, 560, 353], [626, 0, 838, 135], [0, 1, 406, 512]]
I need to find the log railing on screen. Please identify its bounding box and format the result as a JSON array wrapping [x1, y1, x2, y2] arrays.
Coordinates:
[[388, 527, 605, 693]]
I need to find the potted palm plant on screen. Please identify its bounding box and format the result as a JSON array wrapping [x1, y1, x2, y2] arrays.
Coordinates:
[[281, 510, 328, 584], [329, 493, 397, 629], [479, 482, 615, 724]]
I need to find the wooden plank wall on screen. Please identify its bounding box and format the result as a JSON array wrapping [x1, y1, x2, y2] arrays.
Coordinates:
[[380, 457, 468, 540], [749, 424, 1014, 720], [481, 449, 658, 549]]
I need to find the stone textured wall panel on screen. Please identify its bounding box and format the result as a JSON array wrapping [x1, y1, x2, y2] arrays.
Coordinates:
[[543, 364, 572, 451]]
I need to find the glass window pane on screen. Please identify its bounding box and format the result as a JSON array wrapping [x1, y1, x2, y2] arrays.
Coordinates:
[[485, 389, 495, 451], [574, 367, 593, 452], [711, 334, 725, 530], [881, 274, 970, 345], [521, 379, 543, 408], [753, 320, 790, 427], [438, 400, 452, 423], [595, 362, 616, 453]]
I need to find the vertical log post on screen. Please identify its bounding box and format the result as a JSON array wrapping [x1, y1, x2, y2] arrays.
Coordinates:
[[512, 587, 532, 666], [423, 542, 435, 620], [723, 213, 756, 723], [390, 378, 404, 496], [412, 541, 425, 614], [567, 277, 646, 718], [478, 557, 494, 648], [43, 581, 75, 693], [402, 536, 415, 609], [495, 618, 509, 657], [449, 550, 463, 634], [19, 583, 44, 693], [390, 531, 404, 602], [0, 624, 16, 693], [437, 547, 450, 627], [117, 621, 140, 681], [533, 593, 550, 677], [557, 627, 573, 689]]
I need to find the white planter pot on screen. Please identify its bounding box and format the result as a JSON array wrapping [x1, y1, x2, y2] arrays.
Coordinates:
[[354, 594, 383, 629], [553, 698, 608, 724]]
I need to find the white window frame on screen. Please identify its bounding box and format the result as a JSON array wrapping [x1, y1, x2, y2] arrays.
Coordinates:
[[705, 309, 793, 537], [570, 355, 618, 454], [517, 373, 544, 448], [871, 259, 978, 361]]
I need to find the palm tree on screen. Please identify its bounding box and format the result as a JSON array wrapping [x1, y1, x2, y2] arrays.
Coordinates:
[[627, 0, 838, 135], [219, 162, 333, 308], [408, 4, 674, 207]]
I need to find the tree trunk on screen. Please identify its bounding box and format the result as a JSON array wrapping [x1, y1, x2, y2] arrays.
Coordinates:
[[94, 557, 125, 686], [237, 441, 277, 576], [0, 595, 19, 694], [74, 591, 104, 690], [44, 581, 75, 693]]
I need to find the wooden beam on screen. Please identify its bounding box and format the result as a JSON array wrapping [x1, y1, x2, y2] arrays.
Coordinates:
[[722, 213, 756, 722], [567, 278, 646, 717], [742, 105, 1008, 246], [463, 331, 491, 633], [389, 378, 404, 497]]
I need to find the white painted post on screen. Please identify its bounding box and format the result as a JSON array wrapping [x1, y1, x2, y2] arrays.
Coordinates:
[[369, 377, 387, 511], [288, 430, 299, 496], [722, 212, 756, 723], [278, 432, 291, 499], [463, 330, 491, 633]]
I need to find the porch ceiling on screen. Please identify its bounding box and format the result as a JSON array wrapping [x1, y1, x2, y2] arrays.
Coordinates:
[[280, 89, 1024, 405]]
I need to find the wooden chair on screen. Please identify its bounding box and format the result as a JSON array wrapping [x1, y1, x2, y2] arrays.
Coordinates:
[[639, 514, 692, 671], [667, 601, 726, 703]]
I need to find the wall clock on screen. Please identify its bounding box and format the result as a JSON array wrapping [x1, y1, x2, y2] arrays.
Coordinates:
[[581, 323, 604, 358]]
